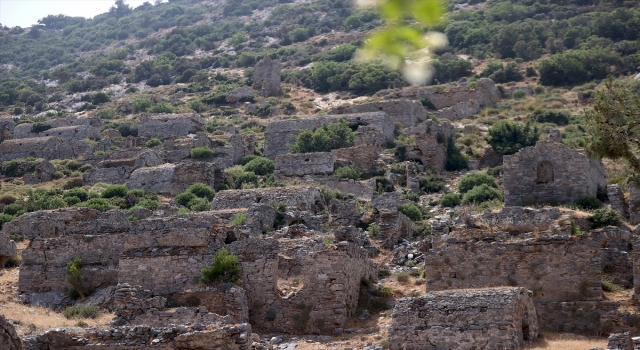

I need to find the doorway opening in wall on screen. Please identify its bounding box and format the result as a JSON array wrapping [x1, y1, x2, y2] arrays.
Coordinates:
[[522, 324, 530, 341]]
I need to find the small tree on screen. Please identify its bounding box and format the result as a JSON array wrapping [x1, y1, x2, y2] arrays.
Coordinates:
[[201, 249, 240, 284], [66, 258, 90, 299], [486, 121, 539, 156], [289, 119, 355, 153], [243, 157, 275, 176], [399, 203, 423, 222], [458, 172, 498, 194]]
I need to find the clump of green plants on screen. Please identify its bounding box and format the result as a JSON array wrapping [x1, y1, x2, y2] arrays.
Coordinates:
[[440, 193, 461, 207], [367, 222, 380, 237], [419, 171, 446, 193], [462, 184, 503, 205], [201, 248, 240, 284], [486, 121, 538, 156], [63, 305, 102, 320], [243, 157, 275, 176], [601, 278, 624, 292], [191, 146, 215, 159], [333, 165, 362, 180], [458, 172, 498, 194], [398, 203, 423, 222], [588, 208, 622, 229], [445, 137, 468, 171], [230, 212, 246, 226], [30, 122, 53, 133], [145, 138, 162, 148], [224, 165, 259, 189], [289, 119, 354, 153], [574, 196, 602, 210], [174, 183, 215, 211], [66, 258, 92, 299], [101, 184, 128, 198], [530, 109, 570, 126]]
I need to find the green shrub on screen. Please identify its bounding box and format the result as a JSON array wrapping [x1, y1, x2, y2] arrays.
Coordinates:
[[175, 192, 197, 207], [201, 248, 240, 284], [512, 89, 526, 99], [289, 119, 355, 153], [3, 204, 25, 216], [462, 184, 503, 204], [398, 203, 423, 222], [230, 212, 246, 226], [0, 214, 14, 230], [101, 184, 128, 198], [233, 171, 258, 188], [191, 146, 215, 159], [445, 137, 468, 171], [132, 96, 152, 113], [62, 305, 102, 320], [64, 188, 89, 202], [243, 157, 275, 176], [367, 222, 380, 237], [149, 101, 176, 114], [479, 61, 523, 83], [145, 138, 162, 148], [486, 121, 539, 156], [31, 122, 53, 133], [601, 278, 623, 292], [92, 92, 110, 105], [419, 172, 446, 193], [187, 182, 215, 200], [189, 100, 207, 113], [458, 172, 498, 194], [64, 196, 82, 206], [84, 198, 111, 212], [66, 258, 91, 299], [440, 193, 461, 207], [187, 197, 210, 211], [96, 109, 117, 119], [526, 66, 538, 77], [575, 196, 602, 210], [418, 96, 436, 110], [530, 110, 570, 126], [63, 177, 84, 190], [238, 155, 258, 166], [333, 165, 362, 180], [588, 208, 622, 229]]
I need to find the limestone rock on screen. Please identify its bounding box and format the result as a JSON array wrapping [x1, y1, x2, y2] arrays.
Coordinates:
[[23, 160, 56, 184], [0, 315, 22, 350], [331, 99, 426, 127], [139, 113, 205, 139], [226, 85, 255, 103]]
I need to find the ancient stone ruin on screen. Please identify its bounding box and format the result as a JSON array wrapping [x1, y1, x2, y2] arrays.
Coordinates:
[[503, 136, 607, 206], [389, 287, 538, 350], [252, 57, 281, 97]]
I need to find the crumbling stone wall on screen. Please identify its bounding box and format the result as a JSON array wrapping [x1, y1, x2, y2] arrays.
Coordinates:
[[128, 161, 222, 196], [389, 287, 538, 350], [0, 137, 91, 162], [252, 57, 281, 97], [0, 234, 17, 268], [503, 140, 607, 206], [308, 178, 375, 200], [139, 113, 204, 139], [375, 78, 499, 110], [22, 321, 252, 350], [332, 125, 385, 172], [211, 187, 323, 212], [331, 99, 427, 127], [404, 119, 455, 170], [39, 125, 100, 141], [0, 117, 15, 143], [263, 112, 394, 159], [378, 210, 413, 248], [24, 160, 56, 184], [274, 152, 334, 181], [608, 184, 629, 218], [432, 99, 481, 121]]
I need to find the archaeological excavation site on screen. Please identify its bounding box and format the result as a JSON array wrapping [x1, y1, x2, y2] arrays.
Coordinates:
[[4, 0, 640, 349]]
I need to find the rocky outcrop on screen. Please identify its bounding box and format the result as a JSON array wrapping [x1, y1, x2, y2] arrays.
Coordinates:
[[0, 315, 22, 350], [331, 99, 426, 127], [252, 57, 281, 97], [128, 161, 222, 196], [226, 85, 255, 103], [404, 119, 455, 170], [23, 160, 56, 184], [274, 152, 334, 181], [0, 137, 91, 162]]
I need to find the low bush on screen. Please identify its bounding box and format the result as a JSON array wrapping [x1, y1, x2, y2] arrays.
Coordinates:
[[289, 119, 354, 153], [101, 185, 128, 198], [367, 222, 380, 237], [64, 188, 89, 202], [191, 146, 215, 159], [175, 192, 197, 207], [588, 208, 621, 228], [3, 204, 25, 216], [238, 155, 258, 166], [243, 157, 275, 176], [399, 203, 423, 222], [187, 183, 215, 200], [62, 305, 102, 320], [84, 198, 110, 211], [574, 196, 602, 210], [458, 172, 498, 194], [187, 197, 210, 211], [333, 165, 362, 180], [65, 258, 91, 299], [30, 122, 53, 133], [462, 184, 503, 204], [419, 172, 446, 193], [445, 137, 468, 171], [144, 138, 162, 148], [201, 248, 240, 284], [530, 110, 570, 126], [440, 193, 461, 207], [230, 212, 246, 226], [63, 177, 84, 190], [486, 121, 539, 156]]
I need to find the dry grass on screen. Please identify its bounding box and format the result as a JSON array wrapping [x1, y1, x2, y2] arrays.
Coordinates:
[[0, 266, 113, 336], [524, 333, 607, 349]]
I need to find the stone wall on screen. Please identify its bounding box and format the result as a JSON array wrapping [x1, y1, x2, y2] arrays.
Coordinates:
[[332, 125, 384, 172], [252, 57, 281, 97], [127, 161, 222, 196], [0, 137, 91, 162], [274, 152, 334, 181], [432, 99, 481, 121], [375, 78, 500, 110], [263, 112, 394, 159], [0, 314, 22, 350], [39, 125, 100, 141], [22, 321, 252, 350], [84, 166, 132, 185], [0, 233, 17, 268], [308, 178, 375, 200], [0, 117, 15, 143], [503, 140, 607, 206], [138, 113, 204, 139], [388, 287, 538, 350], [378, 210, 413, 248], [211, 187, 323, 212], [331, 99, 426, 127], [404, 119, 455, 170]]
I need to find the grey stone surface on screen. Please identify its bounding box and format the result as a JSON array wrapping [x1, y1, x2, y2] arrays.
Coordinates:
[[138, 113, 205, 139], [226, 85, 256, 103], [389, 287, 538, 350], [0, 314, 22, 350], [503, 140, 607, 206], [404, 119, 455, 170], [0, 137, 91, 162], [39, 125, 100, 141], [211, 187, 323, 212], [274, 152, 334, 180], [23, 160, 56, 184], [331, 99, 427, 127], [252, 57, 281, 97]]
